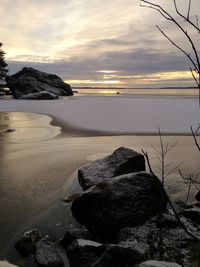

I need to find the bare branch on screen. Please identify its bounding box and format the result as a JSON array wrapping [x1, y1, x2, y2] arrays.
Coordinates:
[[173, 0, 200, 32], [190, 68, 199, 87], [141, 0, 200, 79], [191, 126, 200, 151], [141, 149, 157, 176], [156, 25, 198, 71], [187, 0, 191, 20]]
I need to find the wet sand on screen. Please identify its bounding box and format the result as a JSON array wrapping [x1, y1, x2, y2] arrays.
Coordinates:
[[0, 111, 199, 266]]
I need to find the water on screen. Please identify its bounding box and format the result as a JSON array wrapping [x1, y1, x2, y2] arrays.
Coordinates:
[[74, 87, 199, 97]]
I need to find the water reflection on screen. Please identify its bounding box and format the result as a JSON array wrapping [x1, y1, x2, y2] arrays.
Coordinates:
[[0, 112, 61, 143]]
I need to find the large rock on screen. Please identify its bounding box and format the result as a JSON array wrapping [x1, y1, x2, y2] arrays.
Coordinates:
[[21, 91, 58, 100], [59, 227, 95, 250], [67, 239, 149, 267], [71, 172, 167, 241], [35, 238, 64, 267], [6, 67, 73, 99], [15, 229, 43, 257], [78, 147, 146, 190]]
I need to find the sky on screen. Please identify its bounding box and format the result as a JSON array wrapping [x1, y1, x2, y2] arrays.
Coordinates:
[[1, 0, 200, 88]]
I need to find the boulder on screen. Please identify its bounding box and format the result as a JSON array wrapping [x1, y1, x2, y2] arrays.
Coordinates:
[[6, 67, 73, 99], [59, 227, 95, 249], [139, 260, 182, 267], [182, 207, 200, 222], [35, 238, 64, 267], [67, 239, 149, 267], [71, 172, 167, 241], [78, 147, 146, 190], [21, 91, 58, 100], [15, 229, 43, 257], [156, 213, 180, 228], [66, 239, 105, 267]]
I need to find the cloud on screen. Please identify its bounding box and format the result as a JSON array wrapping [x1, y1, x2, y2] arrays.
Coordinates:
[[2, 0, 200, 87]]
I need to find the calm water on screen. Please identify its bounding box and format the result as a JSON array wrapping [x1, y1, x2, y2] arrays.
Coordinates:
[[74, 87, 199, 97]]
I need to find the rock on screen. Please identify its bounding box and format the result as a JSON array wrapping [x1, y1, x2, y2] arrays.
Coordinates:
[[21, 91, 58, 100], [59, 227, 95, 249], [62, 192, 83, 204], [15, 229, 43, 257], [3, 128, 15, 133], [139, 260, 182, 267], [66, 239, 105, 267], [116, 222, 156, 245], [78, 147, 146, 190], [195, 190, 200, 201], [6, 67, 73, 99], [67, 239, 149, 267], [182, 207, 200, 222], [156, 213, 180, 228], [116, 220, 191, 265], [71, 172, 167, 241], [35, 238, 64, 267], [194, 201, 200, 208]]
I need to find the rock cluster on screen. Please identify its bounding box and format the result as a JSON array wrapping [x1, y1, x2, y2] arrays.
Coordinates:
[[6, 67, 73, 99], [14, 147, 200, 267]]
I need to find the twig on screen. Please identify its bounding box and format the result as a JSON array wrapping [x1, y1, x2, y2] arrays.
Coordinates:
[[191, 126, 200, 151]]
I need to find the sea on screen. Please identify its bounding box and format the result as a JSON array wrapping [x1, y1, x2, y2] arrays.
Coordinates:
[[73, 87, 199, 97]]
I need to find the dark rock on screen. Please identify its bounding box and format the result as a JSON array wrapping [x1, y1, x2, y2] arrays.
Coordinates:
[[35, 238, 64, 267], [21, 91, 58, 100], [67, 239, 149, 267], [4, 128, 15, 133], [6, 67, 73, 99], [194, 201, 200, 208], [66, 239, 105, 267], [182, 207, 200, 222], [71, 172, 167, 241], [116, 220, 192, 265], [62, 192, 83, 204], [78, 147, 146, 190], [195, 190, 200, 201], [15, 229, 43, 257], [156, 213, 180, 228], [59, 227, 94, 249], [139, 260, 182, 267], [101, 242, 149, 266], [116, 222, 155, 245]]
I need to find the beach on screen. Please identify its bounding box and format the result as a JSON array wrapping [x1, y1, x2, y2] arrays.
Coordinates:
[[0, 94, 200, 266]]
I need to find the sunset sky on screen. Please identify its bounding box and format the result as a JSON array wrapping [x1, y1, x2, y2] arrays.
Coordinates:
[[1, 0, 199, 88]]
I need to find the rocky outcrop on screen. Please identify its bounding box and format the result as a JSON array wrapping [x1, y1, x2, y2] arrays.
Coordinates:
[[6, 67, 73, 99], [72, 172, 167, 241], [78, 147, 146, 190]]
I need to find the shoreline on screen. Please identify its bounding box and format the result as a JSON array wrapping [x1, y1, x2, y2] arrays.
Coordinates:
[[0, 96, 199, 135], [0, 98, 199, 266]]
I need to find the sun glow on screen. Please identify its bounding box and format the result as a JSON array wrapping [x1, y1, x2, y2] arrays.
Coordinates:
[[66, 79, 122, 85]]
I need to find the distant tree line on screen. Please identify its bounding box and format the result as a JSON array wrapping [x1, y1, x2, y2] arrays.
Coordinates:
[[0, 42, 8, 82]]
